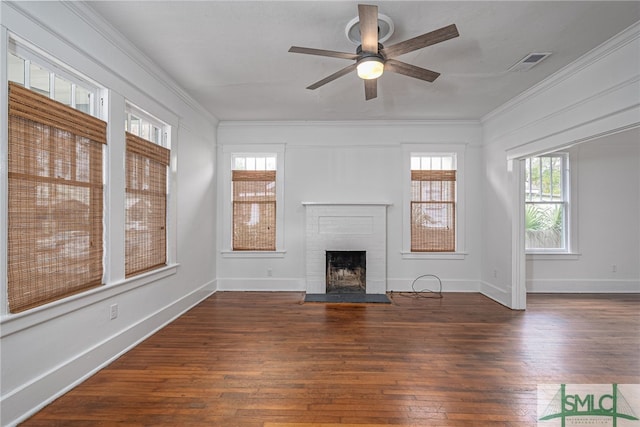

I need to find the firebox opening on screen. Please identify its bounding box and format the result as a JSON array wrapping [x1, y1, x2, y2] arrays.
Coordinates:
[[326, 251, 366, 294]]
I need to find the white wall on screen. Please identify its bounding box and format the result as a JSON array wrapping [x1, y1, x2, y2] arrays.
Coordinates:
[[527, 131, 640, 292], [481, 22, 640, 305], [216, 121, 483, 293], [0, 2, 217, 425]]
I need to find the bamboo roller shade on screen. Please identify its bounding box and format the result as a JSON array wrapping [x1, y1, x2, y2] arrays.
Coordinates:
[[411, 169, 456, 252], [411, 169, 456, 182], [232, 170, 276, 251], [8, 82, 106, 313], [125, 132, 169, 277], [125, 131, 170, 166], [9, 82, 106, 145]]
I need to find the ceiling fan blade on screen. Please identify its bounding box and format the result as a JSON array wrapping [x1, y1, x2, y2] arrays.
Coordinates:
[[358, 4, 379, 53], [381, 23, 459, 58], [289, 46, 358, 60], [306, 63, 357, 90], [364, 79, 377, 100], [384, 59, 440, 82]]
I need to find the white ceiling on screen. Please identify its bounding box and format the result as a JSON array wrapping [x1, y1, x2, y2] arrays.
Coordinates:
[[86, 1, 640, 122]]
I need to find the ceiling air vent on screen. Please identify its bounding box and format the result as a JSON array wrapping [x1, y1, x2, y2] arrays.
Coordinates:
[[508, 52, 552, 72]]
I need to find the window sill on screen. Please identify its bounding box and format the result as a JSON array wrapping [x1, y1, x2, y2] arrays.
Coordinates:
[[401, 251, 468, 260], [0, 264, 179, 337], [526, 252, 581, 261], [221, 250, 286, 259]]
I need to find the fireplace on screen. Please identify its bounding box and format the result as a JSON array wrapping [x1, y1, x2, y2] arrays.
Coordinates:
[[326, 251, 366, 294], [303, 202, 390, 294]]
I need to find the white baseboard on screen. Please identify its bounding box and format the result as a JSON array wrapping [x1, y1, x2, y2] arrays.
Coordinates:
[[387, 278, 480, 293], [216, 278, 485, 294], [479, 280, 513, 308], [527, 279, 640, 293], [1, 282, 215, 427], [216, 278, 305, 292], [204, 279, 217, 292]]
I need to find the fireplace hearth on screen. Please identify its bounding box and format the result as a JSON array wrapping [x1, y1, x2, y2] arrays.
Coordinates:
[[326, 251, 366, 294]]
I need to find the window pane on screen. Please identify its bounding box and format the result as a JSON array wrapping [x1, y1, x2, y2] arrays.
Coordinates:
[[54, 76, 72, 105], [265, 156, 276, 170], [255, 157, 266, 170], [421, 157, 431, 170], [233, 157, 246, 170], [246, 157, 256, 170], [8, 53, 25, 85], [30, 62, 50, 97], [75, 85, 91, 114], [551, 157, 562, 199], [441, 156, 453, 170], [525, 203, 565, 249], [541, 157, 551, 199], [529, 158, 541, 202], [130, 115, 141, 136], [152, 127, 161, 145], [431, 157, 441, 170], [410, 156, 420, 170], [141, 120, 151, 141]]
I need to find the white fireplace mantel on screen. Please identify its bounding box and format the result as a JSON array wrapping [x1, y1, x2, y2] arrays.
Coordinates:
[[303, 202, 390, 294]]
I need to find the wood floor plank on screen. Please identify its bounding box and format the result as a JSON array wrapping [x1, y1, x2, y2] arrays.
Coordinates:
[[22, 292, 639, 426]]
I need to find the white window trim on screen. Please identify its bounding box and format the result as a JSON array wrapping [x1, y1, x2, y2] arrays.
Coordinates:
[[401, 143, 468, 260], [524, 149, 579, 256], [1, 27, 10, 317], [220, 144, 286, 257]]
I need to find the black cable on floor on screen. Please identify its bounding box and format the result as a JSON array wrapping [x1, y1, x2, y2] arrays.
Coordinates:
[[392, 274, 443, 299]]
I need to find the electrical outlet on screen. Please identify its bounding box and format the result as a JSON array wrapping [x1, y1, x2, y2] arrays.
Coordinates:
[[267, 268, 273, 277], [493, 270, 498, 278], [611, 265, 617, 273], [110, 303, 119, 320]]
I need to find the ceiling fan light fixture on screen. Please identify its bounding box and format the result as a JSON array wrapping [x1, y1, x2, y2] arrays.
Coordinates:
[[357, 57, 384, 80]]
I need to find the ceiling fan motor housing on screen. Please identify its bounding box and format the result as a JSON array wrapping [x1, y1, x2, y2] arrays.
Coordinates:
[[356, 43, 385, 56]]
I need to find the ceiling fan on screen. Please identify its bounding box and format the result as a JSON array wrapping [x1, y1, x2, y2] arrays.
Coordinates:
[[288, 4, 459, 100]]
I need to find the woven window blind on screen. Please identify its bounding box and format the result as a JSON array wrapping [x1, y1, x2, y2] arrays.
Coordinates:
[[232, 170, 276, 251], [7, 82, 106, 313], [125, 132, 170, 277], [411, 170, 456, 252]]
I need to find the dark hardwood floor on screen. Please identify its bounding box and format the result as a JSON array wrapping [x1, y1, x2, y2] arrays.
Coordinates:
[[22, 292, 639, 426]]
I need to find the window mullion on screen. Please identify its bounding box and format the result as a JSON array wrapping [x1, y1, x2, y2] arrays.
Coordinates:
[[24, 59, 31, 90]]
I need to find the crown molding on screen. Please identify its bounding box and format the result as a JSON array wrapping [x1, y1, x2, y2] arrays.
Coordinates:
[[59, 1, 218, 126], [218, 119, 481, 128]]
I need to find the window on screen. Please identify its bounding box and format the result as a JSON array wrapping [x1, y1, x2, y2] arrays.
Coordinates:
[[7, 82, 107, 312], [231, 155, 276, 251], [8, 49, 98, 115], [124, 105, 170, 277], [220, 144, 285, 257], [125, 107, 163, 145], [524, 154, 569, 252], [410, 154, 457, 252]]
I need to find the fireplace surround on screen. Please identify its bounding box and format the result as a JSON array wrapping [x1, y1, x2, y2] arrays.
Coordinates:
[[302, 202, 390, 294]]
